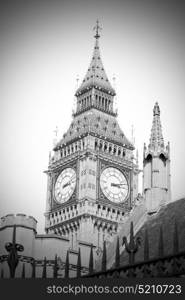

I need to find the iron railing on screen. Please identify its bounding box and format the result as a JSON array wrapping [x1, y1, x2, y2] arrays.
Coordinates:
[[0, 221, 184, 278]]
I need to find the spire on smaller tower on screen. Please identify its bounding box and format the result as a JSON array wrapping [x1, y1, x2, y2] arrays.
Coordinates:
[[149, 102, 164, 150], [143, 102, 171, 214], [153, 101, 160, 116], [93, 19, 102, 39]]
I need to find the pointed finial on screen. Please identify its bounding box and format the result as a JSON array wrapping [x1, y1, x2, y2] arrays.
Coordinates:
[[54, 126, 58, 138], [5, 225, 24, 278], [93, 19, 102, 39], [76, 75, 79, 89], [112, 74, 116, 87], [122, 222, 141, 265], [153, 102, 160, 116]]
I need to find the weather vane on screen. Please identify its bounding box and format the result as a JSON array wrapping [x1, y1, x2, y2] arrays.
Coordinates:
[[93, 19, 102, 39]]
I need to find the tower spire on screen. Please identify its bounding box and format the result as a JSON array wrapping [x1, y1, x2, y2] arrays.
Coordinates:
[[93, 19, 102, 39], [149, 102, 164, 150], [75, 21, 115, 98]]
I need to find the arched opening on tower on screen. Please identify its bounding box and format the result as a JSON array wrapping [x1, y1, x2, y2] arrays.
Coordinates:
[[105, 99, 108, 110], [108, 100, 111, 111], [99, 141, 103, 150], [95, 139, 98, 150], [159, 153, 167, 166], [109, 145, 112, 153], [145, 154, 152, 163]]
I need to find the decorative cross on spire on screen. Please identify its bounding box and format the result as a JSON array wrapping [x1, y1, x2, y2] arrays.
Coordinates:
[[93, 19, 102, 39]]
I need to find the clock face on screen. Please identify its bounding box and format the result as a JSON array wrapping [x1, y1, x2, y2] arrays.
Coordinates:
[[54, 168, 76, 203], [100, 167, 129, 203]]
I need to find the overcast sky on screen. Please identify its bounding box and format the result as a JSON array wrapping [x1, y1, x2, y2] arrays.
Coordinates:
[[1, 0, 185, 233]]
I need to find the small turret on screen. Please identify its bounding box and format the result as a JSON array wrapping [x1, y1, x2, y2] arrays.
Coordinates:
[[143, 102, 171, 214]]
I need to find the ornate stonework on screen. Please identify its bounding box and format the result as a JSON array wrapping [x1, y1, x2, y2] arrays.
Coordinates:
[[45, 23, 139, 257]]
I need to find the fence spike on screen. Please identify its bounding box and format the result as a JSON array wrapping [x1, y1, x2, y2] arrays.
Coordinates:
[[53, 254, 58, 278], [21, 263, 25, 278], [6, 226, 18, 278], [5, 225, 24, 278], [158, 226, 164, 258], [42, 257, 47, 278], [64, 251, 69, 278], [115, 237, 120, 268], [101, 241, 107, 272], [173, 220, 179, 255], [32, 259, 36, 278], [88, 244, 94, 275], [122, 222, 140, 265], [76, 248, 81, 278], [144, 227, 149, 261]]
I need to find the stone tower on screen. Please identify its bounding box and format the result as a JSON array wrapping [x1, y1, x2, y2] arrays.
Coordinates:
[[44, 22, 139, 258], [143, 102, 171, 214]]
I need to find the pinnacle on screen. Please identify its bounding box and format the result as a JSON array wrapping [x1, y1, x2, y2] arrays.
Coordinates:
[[153, 102, 160, 116], [149, 102, 164, 149]]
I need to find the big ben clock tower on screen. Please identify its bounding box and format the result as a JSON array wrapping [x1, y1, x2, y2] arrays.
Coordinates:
[[45, 21, 139, 255]]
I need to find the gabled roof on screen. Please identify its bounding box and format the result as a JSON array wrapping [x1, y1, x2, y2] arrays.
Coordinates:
[[75, 34, 115, 96]]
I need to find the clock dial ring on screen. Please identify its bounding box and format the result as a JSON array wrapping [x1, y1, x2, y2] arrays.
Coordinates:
[[54, 168, 76, 204], [100, 167, 129, 203]]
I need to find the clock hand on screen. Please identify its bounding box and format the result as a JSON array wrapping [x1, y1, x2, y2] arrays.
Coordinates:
[[62, 182, 70, 189], [63, 178, 76, 189], [111, 183, 127, 188]]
